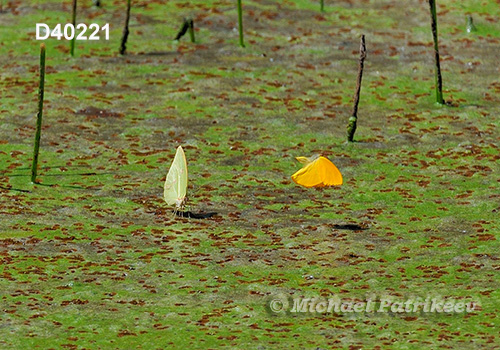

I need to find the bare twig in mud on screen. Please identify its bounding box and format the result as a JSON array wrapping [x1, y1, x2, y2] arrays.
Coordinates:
[[119, 0, 132, 55], [428, 0, 444, 104], [175, 18, 195, 42], [70, 0, 77, 56], [189, 19, 195, 43], [31, 44, 46, 184], [237, 0, 245, 47], [347, 34, 366, 142]]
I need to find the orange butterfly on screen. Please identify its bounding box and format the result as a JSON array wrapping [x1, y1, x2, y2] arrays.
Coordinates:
[[291, 155, 343, 188]]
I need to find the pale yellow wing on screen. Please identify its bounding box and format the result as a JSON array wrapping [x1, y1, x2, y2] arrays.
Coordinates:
[[164, 146, 188, 209], [295, 156, 312, 165], [295, 154, 319, 165]]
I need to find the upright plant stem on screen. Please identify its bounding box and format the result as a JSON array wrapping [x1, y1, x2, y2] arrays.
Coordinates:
[[119, 0, 131, 55], [237, 0, 245, 47], [188, 19, 195, 43], [31, 44, 46, 184], [347, 35, 366, 143], [70, 0, 77, 56], [320, 0, 324, 12], [466, 15, 476, 33], [428, 0, 444, 104]]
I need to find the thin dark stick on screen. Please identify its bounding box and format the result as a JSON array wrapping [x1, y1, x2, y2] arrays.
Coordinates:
[[119, 0, 131, 55], [188, 19, 195, 43], [428, 0, 444, 104], [70, 0, 77, 56], [31, 44, 46, 184], [347, 34, 366, 142], [237, 0, 245, 47], [174, 18, 190, 40]]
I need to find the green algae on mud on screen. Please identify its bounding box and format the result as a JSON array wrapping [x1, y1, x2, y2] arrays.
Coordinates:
[[0, 0, 500, 349]]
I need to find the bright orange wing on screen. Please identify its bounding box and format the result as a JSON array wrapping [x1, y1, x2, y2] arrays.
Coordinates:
[[316, 156, 342, 186], [291, 156, 342, 188], [291, 159, 322, 188]]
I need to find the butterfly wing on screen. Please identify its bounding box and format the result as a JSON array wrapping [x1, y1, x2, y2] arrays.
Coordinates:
[[176, 146, 188, 204], [291, 157, 322, 188], [291, 156, 342, 188], [316, 156, 342, 186], [295, 156, 313, 165], [164, 146, 188, 209]]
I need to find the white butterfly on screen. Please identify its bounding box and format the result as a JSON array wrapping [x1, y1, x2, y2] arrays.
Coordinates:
[[164, 146, 188, 212]]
